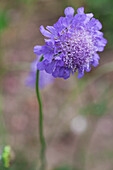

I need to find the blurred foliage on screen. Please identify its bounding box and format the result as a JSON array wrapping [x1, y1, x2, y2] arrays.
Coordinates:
[[79, 84, 109, 117], [53, 165, 75, 170], [19, 0, 37, 4], [86, 0, 113, 48], [0, 152, 35, 170], [0, 10, 9, 33], [80, 100, 107, 116], [0, 9, 9, 81]]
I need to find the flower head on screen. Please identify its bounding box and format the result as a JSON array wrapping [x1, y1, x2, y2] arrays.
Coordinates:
[[34, 7, 107, 79], [26, 58, 54, 89]]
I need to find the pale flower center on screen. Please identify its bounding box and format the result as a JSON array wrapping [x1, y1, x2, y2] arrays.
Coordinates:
[[57, 29, 96, 70]]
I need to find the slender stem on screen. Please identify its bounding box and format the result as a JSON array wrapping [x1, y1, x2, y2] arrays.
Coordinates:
[[36, 56, 46, 170]]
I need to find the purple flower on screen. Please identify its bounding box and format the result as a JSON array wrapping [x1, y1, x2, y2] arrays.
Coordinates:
[[34, 7, 107, 79], [26, 59, 54, 89]]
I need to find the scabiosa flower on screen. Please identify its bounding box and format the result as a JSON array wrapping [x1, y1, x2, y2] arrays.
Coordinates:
[[34, 7, 107, 79], [26, 58, 54, 89]]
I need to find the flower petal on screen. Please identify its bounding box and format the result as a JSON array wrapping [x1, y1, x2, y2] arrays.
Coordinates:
[[43, 52, 53, 62], [86, 13, 93, 18], [37, 61, 46, 70], [78, 69, 84, 79], [39, 71, 54, 89], [63, 69, 70, 79], [45, 61, 56, 74], [77, 7, 84, 14], [58, 67, 65, 77], [92, 60, 99, 67], [90, 18, 102, 30], [64, 7, 75, 17], [46, 26, 56, 35], [95, 37, 107, 52], [52, 67, 60, 77], [85, 64, 91, 72], [40, 25, 52, 38], [92, 54, 100, 67], [34, 45, 45, 55], [85, 13, 94, 23], [97, 37, 107, 46], [26, 72, 36, 88]]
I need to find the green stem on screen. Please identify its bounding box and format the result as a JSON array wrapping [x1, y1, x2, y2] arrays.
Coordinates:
[[36, 56, 46, 170]]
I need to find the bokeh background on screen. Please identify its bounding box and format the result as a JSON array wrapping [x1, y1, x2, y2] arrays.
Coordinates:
[[0, 0, 113, 170]]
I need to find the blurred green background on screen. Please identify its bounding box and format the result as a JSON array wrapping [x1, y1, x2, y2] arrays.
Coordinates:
[[0, 0, 113, 170]]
